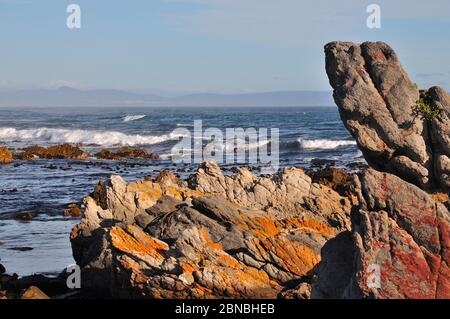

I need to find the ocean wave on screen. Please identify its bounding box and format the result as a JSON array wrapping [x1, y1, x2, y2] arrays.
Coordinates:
[[205, 139, 271, 153], [122, 114, 146, 122], [176, 123, 195, 127], [297, 138, 356, 150], [0, 127, 184, 147]]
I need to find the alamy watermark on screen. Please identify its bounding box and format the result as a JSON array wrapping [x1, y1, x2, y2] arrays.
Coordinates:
[[367, 4, 381, 29], [66, 4, 81, 29], [66, 264, 81, 289], [170, 120, 279, 174]]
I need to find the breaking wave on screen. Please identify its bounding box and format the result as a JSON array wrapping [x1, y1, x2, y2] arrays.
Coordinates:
[[297, 138, 356, 150], [0, 127, 185, 147], [122, 114, 146, 122]]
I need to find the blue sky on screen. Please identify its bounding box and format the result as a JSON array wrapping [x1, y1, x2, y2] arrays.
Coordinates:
[[1, 0, 449, 94]]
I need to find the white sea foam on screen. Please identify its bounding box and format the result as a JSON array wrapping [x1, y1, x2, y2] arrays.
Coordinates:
[[0, 127, 184, 146], [122, 114, 146, 122], [205, 139, 271, 153], [297, 138, 356, 150]]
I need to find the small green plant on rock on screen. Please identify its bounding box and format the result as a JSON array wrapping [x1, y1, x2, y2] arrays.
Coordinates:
[[412, 90, 442, 121]]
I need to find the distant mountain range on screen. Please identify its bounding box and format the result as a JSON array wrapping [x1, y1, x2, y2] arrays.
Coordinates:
[[0, 87, 334, 107]]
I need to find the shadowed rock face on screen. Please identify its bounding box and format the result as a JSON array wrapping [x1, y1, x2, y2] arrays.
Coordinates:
[[325, 41, 450, 192]]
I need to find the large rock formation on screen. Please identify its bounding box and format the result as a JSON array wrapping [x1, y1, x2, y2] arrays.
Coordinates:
[[325, 41, 450, 192], [312, 41, 450, 299], [70, 162, 353, 298]]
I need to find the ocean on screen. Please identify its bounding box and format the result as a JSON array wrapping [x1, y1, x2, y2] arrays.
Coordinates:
[[0, 106, 363, 275]]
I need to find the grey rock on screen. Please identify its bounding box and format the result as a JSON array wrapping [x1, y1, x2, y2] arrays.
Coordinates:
[[325, 41, 450, 191]]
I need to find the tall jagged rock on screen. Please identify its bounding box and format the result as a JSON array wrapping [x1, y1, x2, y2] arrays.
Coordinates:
[[313, 41, 450, 299], [325, 41, 450, 192]]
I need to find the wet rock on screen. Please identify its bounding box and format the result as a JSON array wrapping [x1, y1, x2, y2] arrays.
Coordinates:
[[8, 247, 34, 252], [310, 158, 336, 168], [0, 147, 13, 164], [63, 203, 82, 218], [95, 147, 159, 160], [16, 144, 88, 160], [325, 41, 450, 192], [1, 188, 18, 193], [0, 264, 5, 274], [14, 212, 36, 221]]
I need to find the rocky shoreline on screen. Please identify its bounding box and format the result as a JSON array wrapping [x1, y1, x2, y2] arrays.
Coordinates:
[[1, 41, 449, 299]]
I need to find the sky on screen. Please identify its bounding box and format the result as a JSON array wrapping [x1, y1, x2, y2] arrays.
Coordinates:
[[1, 0, 450, 94]]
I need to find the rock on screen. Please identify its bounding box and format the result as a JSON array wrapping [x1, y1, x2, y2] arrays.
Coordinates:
[[20, 286, 50, 299], [308, 167, 354, 196], [70, 161, 354, 298], [0, 147, 13, 164], [189, 161, 352, 231], [309, 41, 450, 299], [16, 144, 88, 160], [1, 188, 18, 193], [313, 169, 450, 299], [95, 147, 159, 160], [63, 203, 82, 218], [14, 212, 36, 221], [0, 264, 5, 274], [1, 272, 74, 299], [8, 247, 34, 252], [279, 282, 312, 299], [325, 41, 450, 192], [310, 158, 336, 168]]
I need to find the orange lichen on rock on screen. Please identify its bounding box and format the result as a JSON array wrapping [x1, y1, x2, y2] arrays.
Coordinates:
[[111, 226, 168, 263], [285, 217, 336, 236], [262, 236, 321, 276]]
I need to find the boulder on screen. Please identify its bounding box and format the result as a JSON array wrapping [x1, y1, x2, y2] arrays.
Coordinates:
[[325, 41, 450, 192], [0, 147, 13, 164]]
